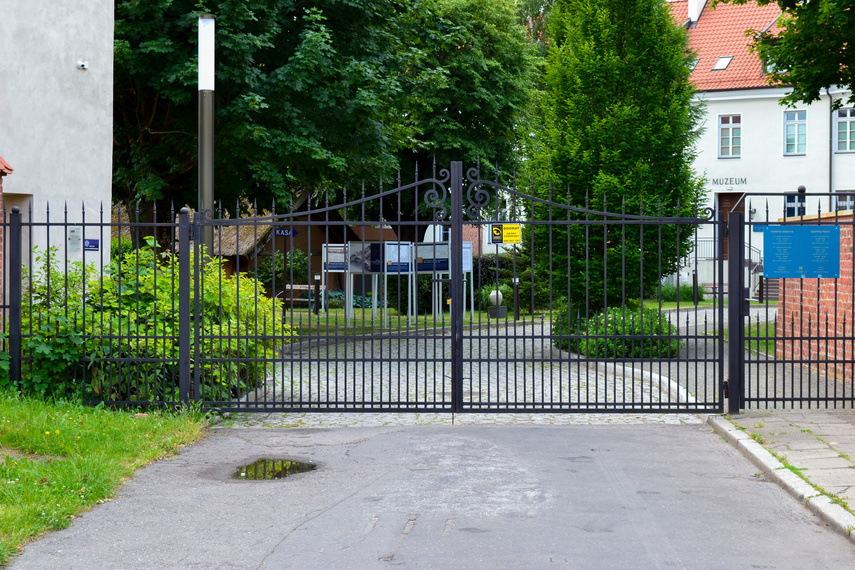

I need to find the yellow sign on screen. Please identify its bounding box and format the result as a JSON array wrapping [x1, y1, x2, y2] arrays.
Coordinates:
[[490, 223, 521, 244]]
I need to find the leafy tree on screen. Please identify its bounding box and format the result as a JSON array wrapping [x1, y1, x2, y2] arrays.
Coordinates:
[[114, 0, 443, 209], [113, 0, 537, 226], [715, 0, 855, 109], [388, 0, 538, 241], [529, 0, 704, 313]]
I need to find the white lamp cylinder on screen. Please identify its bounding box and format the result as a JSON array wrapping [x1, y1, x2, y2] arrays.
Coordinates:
[[198, 15, 215, 91]]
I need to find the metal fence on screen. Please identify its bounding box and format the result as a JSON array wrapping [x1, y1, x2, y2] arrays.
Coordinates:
[[5, 167, 852, 413], [727, 194, 855, 411]]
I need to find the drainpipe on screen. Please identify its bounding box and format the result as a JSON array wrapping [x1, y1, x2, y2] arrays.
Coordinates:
[[828, 88, 834, 211]]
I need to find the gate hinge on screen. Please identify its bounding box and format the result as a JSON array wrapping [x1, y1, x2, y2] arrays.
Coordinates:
[[723, 380, 730, 398], [723, 221, 728, 238]]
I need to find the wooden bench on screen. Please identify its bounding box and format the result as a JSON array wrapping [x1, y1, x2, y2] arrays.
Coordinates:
[[278, 284, 327, 307]]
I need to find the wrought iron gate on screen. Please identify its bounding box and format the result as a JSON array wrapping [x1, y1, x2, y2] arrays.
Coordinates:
[[5, 162, 739, 413], [192, 162, 725, 413], [726, 193, 855, 412]]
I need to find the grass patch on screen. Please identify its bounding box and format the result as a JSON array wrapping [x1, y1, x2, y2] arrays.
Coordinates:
[[718, 320, 776, 356], [283, 307, 504, 336], [750, 432, 766, 444], [0, 393, 207, 564]]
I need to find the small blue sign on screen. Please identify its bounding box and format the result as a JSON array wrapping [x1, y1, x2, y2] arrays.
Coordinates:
[[764, 226, 840, 278], [275, 228, 299, 237], [83, 239, 99, 251]]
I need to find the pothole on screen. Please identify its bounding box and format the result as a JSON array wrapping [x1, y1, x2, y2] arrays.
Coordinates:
[[232, 458, 316, 480]]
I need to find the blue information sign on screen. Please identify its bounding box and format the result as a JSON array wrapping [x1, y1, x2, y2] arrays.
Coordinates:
[[763, 226, 840, 278], [83, 239, 99, 251], [275, 228, 299, 237]]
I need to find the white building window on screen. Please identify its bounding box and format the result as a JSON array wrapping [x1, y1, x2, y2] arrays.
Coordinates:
[[835, 191, 855, 212], [836, 109, 855, 152], [784, 110, 806, 155], [718, 115, 741, 158], [785, 194, 806, 218]]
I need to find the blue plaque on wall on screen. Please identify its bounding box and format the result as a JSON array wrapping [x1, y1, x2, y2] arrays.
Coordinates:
[[763, 226, 840, 278]]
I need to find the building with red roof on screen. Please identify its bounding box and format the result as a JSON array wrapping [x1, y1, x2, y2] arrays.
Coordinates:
[[669, 0, 854, 292]]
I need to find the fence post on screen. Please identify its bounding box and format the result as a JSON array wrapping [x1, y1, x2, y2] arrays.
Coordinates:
[[450, 162, 464, 413], [178, 207, 191, 406], [727, 211, 745, 414], [8, 207, 21, 386]]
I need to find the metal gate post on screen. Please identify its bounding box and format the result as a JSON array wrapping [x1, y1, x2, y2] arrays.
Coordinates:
[[8, 207, 22, 386], [727, 211, 745, 414], [178, 207, 191, 406], [450, 162, 464, 413]]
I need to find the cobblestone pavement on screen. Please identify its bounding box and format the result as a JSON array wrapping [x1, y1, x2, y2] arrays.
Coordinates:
[[228, 321, 708, 427]]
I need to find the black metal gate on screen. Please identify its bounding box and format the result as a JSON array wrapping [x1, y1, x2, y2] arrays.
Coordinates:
[[4, 162, 737, 413], [191, 162, 725, 413], [726, 193, 855, 412]]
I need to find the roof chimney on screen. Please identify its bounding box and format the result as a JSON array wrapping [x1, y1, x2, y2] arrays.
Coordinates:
[[688, 0, 706, 23]]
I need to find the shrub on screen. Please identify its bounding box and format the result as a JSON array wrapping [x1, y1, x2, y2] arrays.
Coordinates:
[[255, 248, 310, 291], [551, 305, 682, 359], [13, 241, 291, 402], [659, 281, 704, 303]]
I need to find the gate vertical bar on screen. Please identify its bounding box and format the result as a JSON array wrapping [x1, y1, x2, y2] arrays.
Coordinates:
[[727, 211, 745, 414], [178, 207, 191, 406], [450, 162, 464, 412], [8, 207, 21, 386]]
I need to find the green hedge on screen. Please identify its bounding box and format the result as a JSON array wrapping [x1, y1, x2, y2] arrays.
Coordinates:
[[551, 305, 682, 359]]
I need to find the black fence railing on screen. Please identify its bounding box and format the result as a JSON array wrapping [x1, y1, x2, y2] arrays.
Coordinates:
[[3, 172, 852, 413]]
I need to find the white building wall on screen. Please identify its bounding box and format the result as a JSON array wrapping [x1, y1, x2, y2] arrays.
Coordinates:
[[686, 86, 855, 291], [0, 1, 114, 264]]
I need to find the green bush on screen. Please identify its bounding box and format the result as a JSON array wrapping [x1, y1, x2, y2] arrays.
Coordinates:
[[255, 248, 310, 291], [13, 241, 291, 402], [658, 281, 704, 303], [551, 305, 682, 359]]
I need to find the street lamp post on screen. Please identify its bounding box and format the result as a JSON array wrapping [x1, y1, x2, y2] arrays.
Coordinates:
[[198, 15, 215, 256]]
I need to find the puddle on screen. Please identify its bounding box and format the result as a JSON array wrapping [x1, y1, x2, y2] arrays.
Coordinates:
[[232, 458, 316, 480]]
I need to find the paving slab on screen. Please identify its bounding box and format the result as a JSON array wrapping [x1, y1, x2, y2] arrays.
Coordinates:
[[713, 409, 855, 544]]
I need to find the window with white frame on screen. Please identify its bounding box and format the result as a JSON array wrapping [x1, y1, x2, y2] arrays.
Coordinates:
[[835, 191, 855, 212], [784, 110, 806, 155], [785, 194, 806, 218], [718, 115, 741, 158], [836, 109, 855, 152]]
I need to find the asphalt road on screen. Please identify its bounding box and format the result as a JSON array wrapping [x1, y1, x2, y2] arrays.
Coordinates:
[[12, 424, 855, 569]]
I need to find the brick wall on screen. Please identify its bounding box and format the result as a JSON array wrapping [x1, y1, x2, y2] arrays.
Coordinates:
[[776, 211, 855, 381], [462, 224, 482, 255]]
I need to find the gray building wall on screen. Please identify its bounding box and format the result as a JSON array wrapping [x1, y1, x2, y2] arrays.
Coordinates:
[[0, 0, 113, 263], [0, 1, 113, 237]]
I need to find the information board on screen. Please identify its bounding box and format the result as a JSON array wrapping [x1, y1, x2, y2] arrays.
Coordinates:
[[323, 244, 347, 271], [764, 226, 840, 278], [416, 243, 449, 272], [384, 242, 411, 273], [462, 241, 473, 272]]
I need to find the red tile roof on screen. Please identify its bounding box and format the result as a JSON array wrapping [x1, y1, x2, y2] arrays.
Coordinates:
[[0, 155, 12, 175], [667, 0, 689, 26], [669, 0, 782, 92]]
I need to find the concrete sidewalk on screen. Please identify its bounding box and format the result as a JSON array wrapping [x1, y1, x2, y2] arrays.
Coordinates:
[[708, 409, 855, 542]]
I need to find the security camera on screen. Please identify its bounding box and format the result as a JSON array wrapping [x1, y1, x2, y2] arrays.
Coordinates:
[[77, 60, 89, 70]]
